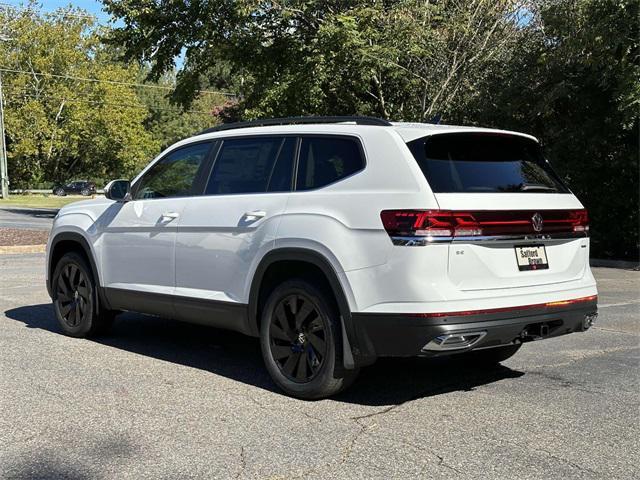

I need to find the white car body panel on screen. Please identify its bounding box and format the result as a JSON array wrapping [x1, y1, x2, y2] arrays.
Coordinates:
[[98, 198, 189, 293], [433, 192, 584, 211], [175, 192, 289, 303]]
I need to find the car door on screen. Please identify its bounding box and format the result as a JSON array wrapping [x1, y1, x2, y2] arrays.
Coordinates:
[[98, 141, 214, 315], [174, 135, 296, 330]]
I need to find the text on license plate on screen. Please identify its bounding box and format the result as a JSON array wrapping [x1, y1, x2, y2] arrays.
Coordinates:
[[515, 245, 549, 271]]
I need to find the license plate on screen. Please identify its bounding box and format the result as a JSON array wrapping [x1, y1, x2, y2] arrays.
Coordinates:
[[515, 245, 549, 271]]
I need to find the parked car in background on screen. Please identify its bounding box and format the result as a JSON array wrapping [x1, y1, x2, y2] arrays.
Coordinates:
[[52, 181, 96, 196]]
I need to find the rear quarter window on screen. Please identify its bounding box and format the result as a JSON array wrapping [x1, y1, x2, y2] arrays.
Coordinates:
[[407, 133, 568, 193], [295, 136, 365, 190]]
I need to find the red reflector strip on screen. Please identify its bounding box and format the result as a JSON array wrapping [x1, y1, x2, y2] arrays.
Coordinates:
[[408, 295, 597, 318]]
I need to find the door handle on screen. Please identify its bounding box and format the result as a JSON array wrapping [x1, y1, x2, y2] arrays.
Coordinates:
[[160, 211, 180, 221], [243, 210, 266, 221]]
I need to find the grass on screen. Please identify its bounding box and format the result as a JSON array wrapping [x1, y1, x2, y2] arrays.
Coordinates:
[[0, 194, 92, 209]]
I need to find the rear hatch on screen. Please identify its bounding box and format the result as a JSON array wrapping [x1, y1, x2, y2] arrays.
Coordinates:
[[406, 132, 589, 291]]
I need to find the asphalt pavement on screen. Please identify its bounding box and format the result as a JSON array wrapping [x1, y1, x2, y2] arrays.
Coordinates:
[[0, 207, 57, 230], [0, 254, 638, 479]]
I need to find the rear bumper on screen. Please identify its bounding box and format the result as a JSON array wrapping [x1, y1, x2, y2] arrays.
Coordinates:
[[350, 298, 597, 360]]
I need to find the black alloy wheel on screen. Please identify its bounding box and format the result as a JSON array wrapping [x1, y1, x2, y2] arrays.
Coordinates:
[[268, 293, 328, 383], [52, 252, 115, 337], [56, 263, 90, 329], [260, 279, 359, 399]]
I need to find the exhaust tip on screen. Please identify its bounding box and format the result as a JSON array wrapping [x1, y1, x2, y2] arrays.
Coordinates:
[[422, 331, 487, 352]]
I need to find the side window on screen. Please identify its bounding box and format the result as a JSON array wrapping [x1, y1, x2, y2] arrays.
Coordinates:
[[205, 136, 295, 195], [134, 142, 211, 200], [296, 136, 365, 191]]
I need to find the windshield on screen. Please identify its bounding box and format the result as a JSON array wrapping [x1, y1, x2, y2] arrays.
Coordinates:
[[407, 132, 569, 193]]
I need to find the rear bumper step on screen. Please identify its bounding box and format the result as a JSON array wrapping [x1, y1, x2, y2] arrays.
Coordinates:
[[351, 299, 598, 359]]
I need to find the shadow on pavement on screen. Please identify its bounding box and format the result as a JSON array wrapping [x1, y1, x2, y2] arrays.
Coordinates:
[[3, 433, 140, 479], [0, 207, 58, 218], [5, 303, 525, 406]]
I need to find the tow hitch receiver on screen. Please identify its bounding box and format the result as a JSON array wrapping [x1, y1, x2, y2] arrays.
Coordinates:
[[520, 322, 556, 341]]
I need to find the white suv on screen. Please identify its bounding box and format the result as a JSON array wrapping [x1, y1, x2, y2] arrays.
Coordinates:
[[46, 116, 598, 399]]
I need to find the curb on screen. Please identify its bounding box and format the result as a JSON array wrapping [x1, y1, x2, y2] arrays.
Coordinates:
[[0, 244, 46, 254]]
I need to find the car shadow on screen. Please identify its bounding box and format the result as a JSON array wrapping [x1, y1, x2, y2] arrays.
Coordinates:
[[5, 304, 525, 406], [0, 207, 59, 218]]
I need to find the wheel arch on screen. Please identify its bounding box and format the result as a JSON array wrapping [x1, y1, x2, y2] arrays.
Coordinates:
[[248, 248, 372, 369], [47, 231, 110, 310]]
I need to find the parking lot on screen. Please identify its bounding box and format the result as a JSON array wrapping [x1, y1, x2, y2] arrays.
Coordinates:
[[1, 252, 638, 479]]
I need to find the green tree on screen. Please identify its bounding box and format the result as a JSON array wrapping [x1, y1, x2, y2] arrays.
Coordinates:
[[136, 71, 228, 150], [0, 3, 159, 188], [103, 0, 527, 120]]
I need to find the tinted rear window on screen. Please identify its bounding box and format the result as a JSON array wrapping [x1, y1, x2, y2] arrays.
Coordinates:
[[407, 133, 568, 193]]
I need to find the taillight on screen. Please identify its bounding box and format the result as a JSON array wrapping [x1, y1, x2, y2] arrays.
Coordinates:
[[568, 209, 589, 233], [380, 210, 456, 237], [380, 209, 589, 242], [380, 210, 482, 238]]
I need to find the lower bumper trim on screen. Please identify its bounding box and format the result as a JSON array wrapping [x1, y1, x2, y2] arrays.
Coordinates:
[[351, 300, 597, 359]]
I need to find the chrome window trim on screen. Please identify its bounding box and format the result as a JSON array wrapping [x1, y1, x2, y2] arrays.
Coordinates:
[[391, 232, 588, 246]]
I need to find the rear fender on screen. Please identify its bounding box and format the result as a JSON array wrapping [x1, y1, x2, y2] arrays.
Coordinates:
[[248, 248, 375, 369]]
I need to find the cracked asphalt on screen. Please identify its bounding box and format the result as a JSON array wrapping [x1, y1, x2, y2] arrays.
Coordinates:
[[1, 253, 638, 479]]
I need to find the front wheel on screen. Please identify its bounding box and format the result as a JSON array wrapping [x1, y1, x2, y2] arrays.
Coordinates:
[[52, 252, 115, 337], [260, 279, 358, 399], [54, 188, 65, 196]]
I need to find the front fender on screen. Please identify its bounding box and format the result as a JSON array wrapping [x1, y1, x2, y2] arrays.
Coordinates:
[[46, 215, 103, 302]]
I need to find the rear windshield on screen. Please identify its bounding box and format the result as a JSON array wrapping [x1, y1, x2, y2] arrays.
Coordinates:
[[407, 133, 568, 193]]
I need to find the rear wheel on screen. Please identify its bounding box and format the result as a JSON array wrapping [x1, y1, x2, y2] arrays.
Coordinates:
[[260, 279, 358, 399], [80, 188, 90, 196], [463, 344, 522, 365], [52, 252, 115, 337]]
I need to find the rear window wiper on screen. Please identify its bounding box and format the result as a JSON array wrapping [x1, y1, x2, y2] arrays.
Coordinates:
[[519, 183, 557, 192]]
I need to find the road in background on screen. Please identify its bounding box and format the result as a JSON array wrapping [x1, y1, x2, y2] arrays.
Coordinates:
[[0, 254, 638, 479], [0, 207, 56, 230]]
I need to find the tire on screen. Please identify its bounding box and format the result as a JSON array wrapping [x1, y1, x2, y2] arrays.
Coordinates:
[[260, 279, 359, 399], [52, 252, 115, 337], [54, 188, 65, 196], [463, 344, 522, 365], [80, 188, 90, 196]]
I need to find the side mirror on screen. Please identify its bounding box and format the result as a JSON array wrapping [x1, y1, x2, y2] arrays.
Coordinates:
[[104, 179, 131, 202]]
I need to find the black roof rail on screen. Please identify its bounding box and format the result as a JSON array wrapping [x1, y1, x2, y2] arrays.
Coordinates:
[[200, 115, 392, 134]]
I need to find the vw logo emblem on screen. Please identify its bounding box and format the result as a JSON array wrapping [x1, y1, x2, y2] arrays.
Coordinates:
[[532, 212, 544, 232]]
